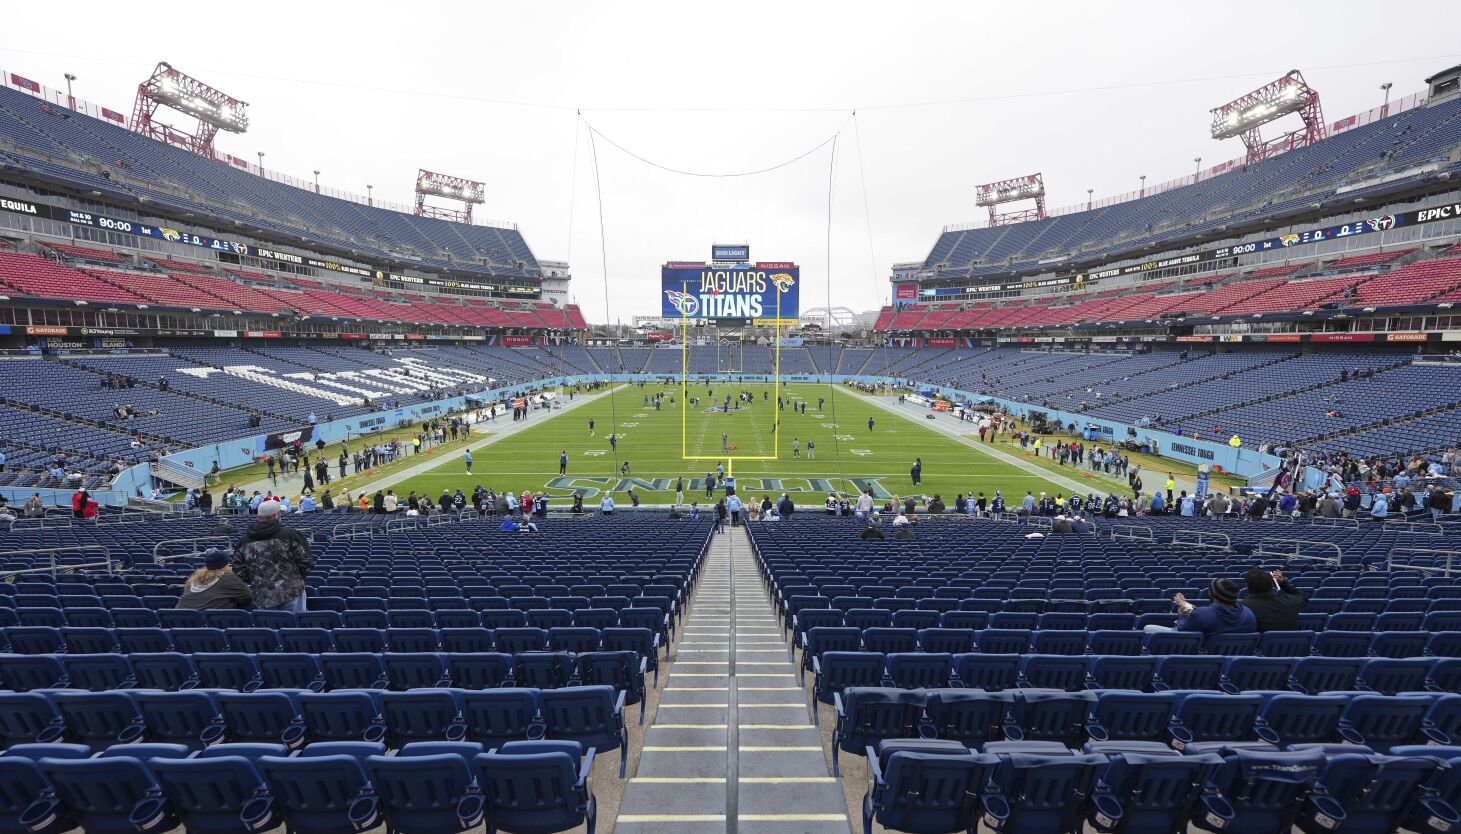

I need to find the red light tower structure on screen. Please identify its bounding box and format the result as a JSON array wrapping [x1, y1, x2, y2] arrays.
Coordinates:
[[976, 173, 1047, 226], [131, 62, 248, 158], [1211, 70, 1325, 166], [414, 170, 485, 224]]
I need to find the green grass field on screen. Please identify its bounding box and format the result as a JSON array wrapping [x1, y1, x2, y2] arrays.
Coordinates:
[[379, 382, 1083, 506]]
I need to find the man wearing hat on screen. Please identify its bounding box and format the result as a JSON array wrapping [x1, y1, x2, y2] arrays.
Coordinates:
[[1150, 579, 1255, 638], [176, 548, 252, 611], [233, 499, 313, 613]]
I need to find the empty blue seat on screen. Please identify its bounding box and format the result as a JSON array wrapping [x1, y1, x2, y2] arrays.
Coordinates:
[[1084, 692, 1178, 754], [149, 753, 281, 834], [1335, 694, 1429, 753], [298, 692, 386, 744], [473, 741, 596, 834], [954, 653, 1020, 692], [36, 755, 178, 834], [365, 751, 484, 834], [923, 689, 1010, 748], [60, 654, 134, 692], [539, 686, 627, 778], [380, 690, 466, 747], [51, 692, 146, 753], [460, 689, 544, 748], [130, 691, 226, 751], [1088, 751, 1225, 834], [257, 754, 380, 834], [1296, 753, 1439, 834], [831, 687, 925, 776], [862, 739, 994, 834], [214, 692, 305, 750], [1193, 748, 1326, 834], [982, 752, 1106, 833], [1087, 656, 1158, 692], [0, 692, 66, 748], [887, 652, 955, 690]]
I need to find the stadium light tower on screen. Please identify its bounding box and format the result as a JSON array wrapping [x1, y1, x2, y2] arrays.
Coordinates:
[[131, 62, 248, 158], [975, 173, 1047, 226], [414, 170, 485, 224], [1210, 70, 1325, 166]]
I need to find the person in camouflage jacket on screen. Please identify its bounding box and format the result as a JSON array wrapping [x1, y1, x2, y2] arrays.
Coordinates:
[[232, 499, 313, 612]]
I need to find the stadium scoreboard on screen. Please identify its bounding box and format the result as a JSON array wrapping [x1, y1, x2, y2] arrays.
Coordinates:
[[661, 257, 800, 326]]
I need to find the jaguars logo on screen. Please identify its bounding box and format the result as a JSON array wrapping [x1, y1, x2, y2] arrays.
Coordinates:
[[160, 227, 182, 242], [770, 272, 796, 293], [1278, 233, 1300, 247], [665, 289, 699, 317]]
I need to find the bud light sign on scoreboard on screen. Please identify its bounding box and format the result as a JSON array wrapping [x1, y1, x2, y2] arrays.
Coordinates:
[[662, 262, 799, 324]]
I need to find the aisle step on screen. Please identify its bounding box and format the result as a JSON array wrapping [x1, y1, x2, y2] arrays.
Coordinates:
[[615, 525, 850, 834]]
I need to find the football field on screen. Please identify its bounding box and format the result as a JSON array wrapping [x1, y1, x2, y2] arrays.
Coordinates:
[[384, 382, 1082, 507]]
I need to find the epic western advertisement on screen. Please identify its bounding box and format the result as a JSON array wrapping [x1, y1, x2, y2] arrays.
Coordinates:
[[662, 262, 799, 325]]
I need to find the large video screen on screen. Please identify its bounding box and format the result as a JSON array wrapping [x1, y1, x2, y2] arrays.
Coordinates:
[[661, 262, 799, 324]]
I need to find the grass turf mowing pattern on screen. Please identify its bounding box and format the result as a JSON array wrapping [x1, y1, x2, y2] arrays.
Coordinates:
[[379, 383, 1072, 506]]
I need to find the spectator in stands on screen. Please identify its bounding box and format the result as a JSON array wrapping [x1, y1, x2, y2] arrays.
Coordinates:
[[1317, 492, 1341, 518], [1244, 493, 1268, 521], [22, 493, 44, 518], [856, 489, 875, 517], [1148, 491, 1166, 515], [1177, 491, 1196, 517], [1342, 487, 1362, 518], [1165, 475, 1176, 506], [777, 493, 795, 517], [600, 493, 615, 516], [297, 494, 317, 513], [1148, 579, 1256, 637], [320, 490, 334, 512], [926, 494, 945, 514], [1021, 491, 1036, 515], [727, 492, 743, 526], [1369, 490, 1391, 520], [71, 487, 90, 519], [1070, 515, 1093, 535], [176, 549, 252, 611], [714, 498, 727, 533], [1243, 568, 1308, 632], [197, 488, 213, 516], [232, 499, 313, 614], [1429, 485, 1451, 521], [1051, 514, 1074, 535]]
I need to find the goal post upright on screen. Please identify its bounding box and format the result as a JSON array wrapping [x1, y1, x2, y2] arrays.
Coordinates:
[[676, 279, 784, 475]]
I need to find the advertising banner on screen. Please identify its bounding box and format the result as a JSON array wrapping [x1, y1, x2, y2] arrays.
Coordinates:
[[712, 244, 750, 261], [662, 263, 799, 321], [894, 283, 918, 300]]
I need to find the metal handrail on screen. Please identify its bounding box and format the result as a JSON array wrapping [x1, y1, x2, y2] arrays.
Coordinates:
[[7, 515, 74, 531], [1111, 525, 1155, 543], [1308, 516, 1360, 530], [152, 536, 232, 563], [1170, 530, 1232, 551], [329, 520, 376, 540], [1253, 538, 1344, 565], [1382, 519, 1445, 535], [1385, 548, 1461, 577], [0, 544, 113, 579]]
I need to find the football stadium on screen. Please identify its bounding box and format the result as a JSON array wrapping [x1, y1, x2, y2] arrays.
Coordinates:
[[3, 4, 1461, 832]]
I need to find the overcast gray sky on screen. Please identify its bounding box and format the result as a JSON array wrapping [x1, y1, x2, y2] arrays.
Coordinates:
[[4, 1, 1460, 323]]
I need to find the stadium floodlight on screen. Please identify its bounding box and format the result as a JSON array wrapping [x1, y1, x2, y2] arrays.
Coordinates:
[[131, 62, 248, 157], [414, 169, 486, 224], [1210, 70, 1325, 165], [975, 173, 1047, 226]]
